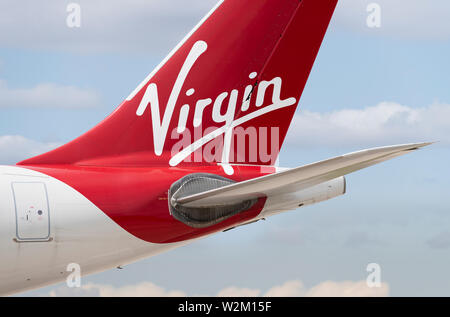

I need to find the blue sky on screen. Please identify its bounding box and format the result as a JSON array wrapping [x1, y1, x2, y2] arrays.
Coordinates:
[[1, 0, 449, 296]]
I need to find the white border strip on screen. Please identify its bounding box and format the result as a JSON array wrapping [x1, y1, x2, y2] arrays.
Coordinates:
[[125, 0, 225, 101]]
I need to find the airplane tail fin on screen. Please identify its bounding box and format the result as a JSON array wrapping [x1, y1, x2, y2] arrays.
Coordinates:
[[18, 0, 338, 170]]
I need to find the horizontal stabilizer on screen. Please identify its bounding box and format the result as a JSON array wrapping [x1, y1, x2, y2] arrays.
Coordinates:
[[176, 142, 432, 208]]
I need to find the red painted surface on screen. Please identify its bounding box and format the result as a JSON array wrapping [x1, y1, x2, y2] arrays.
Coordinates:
[[24, 165, 270, 243], [18, 0, 337, 168], [17, 0, 338, 243]]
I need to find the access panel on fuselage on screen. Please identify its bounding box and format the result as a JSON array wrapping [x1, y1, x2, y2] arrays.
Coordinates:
[[12, 182, 50, 241]]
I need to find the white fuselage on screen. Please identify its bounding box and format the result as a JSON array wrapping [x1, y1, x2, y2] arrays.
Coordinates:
[[0, 165, 345, 296], [0, 166, 187, 296]]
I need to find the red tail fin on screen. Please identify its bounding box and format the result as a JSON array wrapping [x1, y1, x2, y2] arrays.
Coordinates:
[[18, 0, 338, 171]]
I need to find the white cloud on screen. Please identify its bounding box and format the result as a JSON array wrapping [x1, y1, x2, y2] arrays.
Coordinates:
[[333, 0, 450, 40], [0, 135, 60, 165], [286, 102, 449, 148], [48, 282, 187, 297], [217, 287, 261, 297], [0, 0, 217, 55], [0, 80, 101, 108], [263, 280, 389, 297], [43, 279, 389, 297], [0, 0, 447, 56], [264, 281, 305, 297], [305, 280, 389, 297]]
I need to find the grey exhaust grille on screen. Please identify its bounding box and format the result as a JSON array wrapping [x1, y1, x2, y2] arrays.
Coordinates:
[[169, 173, 257, 228]]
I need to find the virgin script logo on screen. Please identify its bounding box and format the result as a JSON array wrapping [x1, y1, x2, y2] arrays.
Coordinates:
[[135, 40, 297, 169]]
